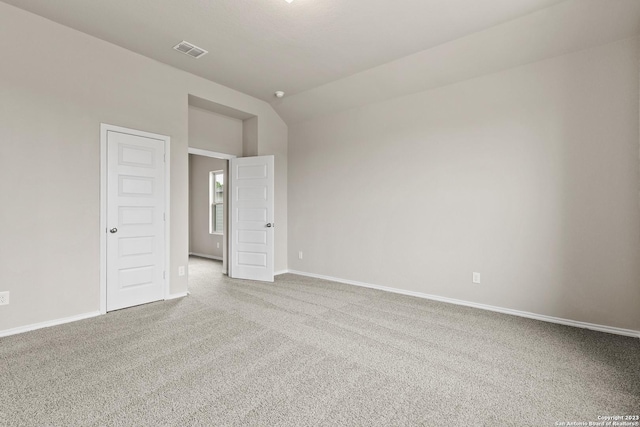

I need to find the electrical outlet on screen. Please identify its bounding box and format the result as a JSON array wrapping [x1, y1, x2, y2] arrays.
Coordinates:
[[473, 272, 481, 284], [0, 291, 9, 305], [298, 251, 303, 260], [178, 266, 186, 276]]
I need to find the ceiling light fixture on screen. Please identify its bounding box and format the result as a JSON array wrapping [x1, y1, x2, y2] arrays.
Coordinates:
[[275, 91, 285, 98], [285, 0, 294, 3]]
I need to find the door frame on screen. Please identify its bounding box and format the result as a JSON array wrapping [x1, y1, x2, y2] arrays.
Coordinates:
[[187, 147, 236, 275], [188, 147, 236, 161], [99, 123, 171, 314]]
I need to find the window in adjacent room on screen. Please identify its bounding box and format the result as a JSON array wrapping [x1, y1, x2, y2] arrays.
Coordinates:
[[209, 170, 224, 234]]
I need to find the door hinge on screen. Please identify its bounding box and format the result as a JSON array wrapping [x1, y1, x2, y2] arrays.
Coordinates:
[[163, 153, 166, 163], [163, 271, 166, 279], [163, 212, 166, 221]]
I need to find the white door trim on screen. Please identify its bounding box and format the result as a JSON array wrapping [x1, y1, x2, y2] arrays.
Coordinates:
[[100, 123, 171, 314], [188, 147, 237, 160]]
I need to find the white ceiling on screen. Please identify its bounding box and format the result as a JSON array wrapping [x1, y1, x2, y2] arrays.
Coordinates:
[[275, 0, 640, 123], [4, 0, 639, 124], [2, 0, 563, 102]]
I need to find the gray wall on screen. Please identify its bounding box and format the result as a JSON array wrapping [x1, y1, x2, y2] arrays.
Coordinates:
[[243, 117, 259, 157], [0, 2, 287, 333], [288, 37, 640, 331], [188, 106, 243, 157], [189, 155, 227, 259]]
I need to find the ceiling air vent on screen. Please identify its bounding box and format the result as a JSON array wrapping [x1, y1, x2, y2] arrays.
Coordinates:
[[173, 41, 208, 59]]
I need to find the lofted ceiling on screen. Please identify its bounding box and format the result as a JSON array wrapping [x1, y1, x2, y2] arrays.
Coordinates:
[[3, 0, 639, 124], [2, 0, 563, 101], [275, 0, 640, 123]]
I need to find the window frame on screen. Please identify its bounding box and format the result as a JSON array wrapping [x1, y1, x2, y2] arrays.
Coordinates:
[[209, 170, 224, 235]]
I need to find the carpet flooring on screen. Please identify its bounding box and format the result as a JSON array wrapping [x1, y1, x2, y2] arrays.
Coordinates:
[[1, 256, 638, 426]]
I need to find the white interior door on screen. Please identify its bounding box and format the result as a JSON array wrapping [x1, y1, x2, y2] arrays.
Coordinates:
[[106, 128, 166, 311], [229, 155, 274, 282]]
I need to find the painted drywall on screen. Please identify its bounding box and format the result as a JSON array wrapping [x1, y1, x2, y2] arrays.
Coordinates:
[[189, 155, 227, 259], [0, 2, 287, 333], [288, 37, 640, 331], [274, 0, 640, 124], [243, 117, 259, 157], [188, 105, 243, 157]]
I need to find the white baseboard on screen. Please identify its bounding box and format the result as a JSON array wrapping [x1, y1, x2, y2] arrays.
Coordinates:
[[287, 270, 640, 339], [1, 292, 190, 338], [189, 252, 223, 261], [0, 311, 102, 338], [165, 291, 189, 301], [274, 270, 289, 276]]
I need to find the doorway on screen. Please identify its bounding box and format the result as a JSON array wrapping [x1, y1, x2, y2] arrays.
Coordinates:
[[188, 148, 235, 275], [187, 95, 274, 284]]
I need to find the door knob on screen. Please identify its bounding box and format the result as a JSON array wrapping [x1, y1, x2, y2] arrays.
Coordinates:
[[266, 223, 272, 228], [110, 228, 118, 233]]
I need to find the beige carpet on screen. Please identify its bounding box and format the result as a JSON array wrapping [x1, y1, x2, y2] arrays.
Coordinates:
[[1, 256, 638, 426]]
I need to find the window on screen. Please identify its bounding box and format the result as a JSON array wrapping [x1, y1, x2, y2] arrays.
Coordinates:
[[209, 171, 224, 234]]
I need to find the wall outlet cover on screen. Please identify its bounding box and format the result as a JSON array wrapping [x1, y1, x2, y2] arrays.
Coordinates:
[[178, 266, 186, 276], [0, 291, 9, 305], [473, 272, 481, 284]]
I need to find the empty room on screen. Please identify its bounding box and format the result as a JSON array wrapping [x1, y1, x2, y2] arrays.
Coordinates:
[[1, 0, 639, 426]]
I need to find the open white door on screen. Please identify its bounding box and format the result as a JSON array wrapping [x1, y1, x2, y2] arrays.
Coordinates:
[[105, 126, 167, 311], [229, 155, 274, 282]]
